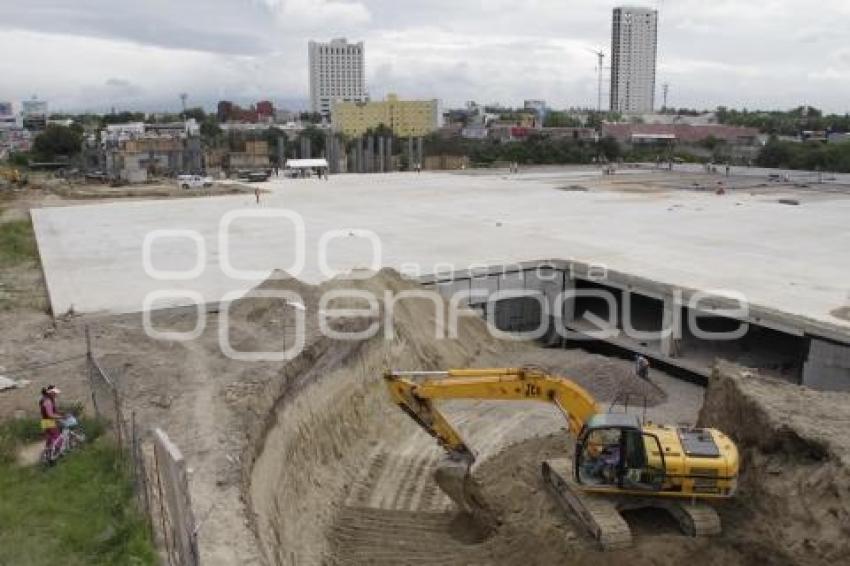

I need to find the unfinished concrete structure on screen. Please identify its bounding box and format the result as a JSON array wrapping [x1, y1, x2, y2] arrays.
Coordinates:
[[30, 168, 850, 390], [98, 120, 203, 182], [420, 259, 850, 390]]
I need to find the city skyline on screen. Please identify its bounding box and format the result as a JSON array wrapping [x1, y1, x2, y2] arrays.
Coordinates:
[[2, 1, 850, 113]]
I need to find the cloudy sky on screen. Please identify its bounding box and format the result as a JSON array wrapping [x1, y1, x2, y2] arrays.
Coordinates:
[[1, 0, 849, 113]]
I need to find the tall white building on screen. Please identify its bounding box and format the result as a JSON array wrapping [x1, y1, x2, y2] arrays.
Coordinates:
[[308, 38, 366, 118], [610, 6, 658, 114]]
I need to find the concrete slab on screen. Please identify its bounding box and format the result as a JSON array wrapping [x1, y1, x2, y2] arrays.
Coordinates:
[[31, 169, 850, 336]]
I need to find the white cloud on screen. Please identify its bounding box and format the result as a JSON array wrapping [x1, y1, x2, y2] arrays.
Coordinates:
[[1, 0, 850, 112], [265, 0, 371, 28]]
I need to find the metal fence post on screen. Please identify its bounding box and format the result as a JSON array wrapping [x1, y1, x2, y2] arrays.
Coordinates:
[[154, 445, 174, 566], [85, 325, 100, 417]]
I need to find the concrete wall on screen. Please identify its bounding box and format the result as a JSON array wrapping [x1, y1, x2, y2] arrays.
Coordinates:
[[420, 260, 850, 391], [803, 339, 850, 391]]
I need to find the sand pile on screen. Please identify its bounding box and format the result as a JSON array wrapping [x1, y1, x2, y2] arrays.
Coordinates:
[[699, 362, 850, 564], [244, 270, 730, 566]]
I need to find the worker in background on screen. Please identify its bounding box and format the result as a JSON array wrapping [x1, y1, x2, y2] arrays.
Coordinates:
[[254, 188, 261, 204], [39, 385, 64, 454], [635, 355, 650, 381]]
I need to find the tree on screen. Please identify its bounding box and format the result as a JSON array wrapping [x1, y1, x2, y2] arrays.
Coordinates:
[[298, 126, 326, 156], [544, 112, 582, 128], [7, 152, 30, 167], [366, 123, 394, 138], [32, 125, 82, 160], [200, 116, 222, 143], [299, 112, 323, 124], [100, 111, 145, 126], [183, 106, 207, 122], [597, 136, 621, 160]]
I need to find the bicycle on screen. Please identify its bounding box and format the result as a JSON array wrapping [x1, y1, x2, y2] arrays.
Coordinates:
[[41, 414, 87, 467]]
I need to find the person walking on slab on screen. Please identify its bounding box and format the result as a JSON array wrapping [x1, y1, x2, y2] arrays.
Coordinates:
[[635, 354, 650, 381]]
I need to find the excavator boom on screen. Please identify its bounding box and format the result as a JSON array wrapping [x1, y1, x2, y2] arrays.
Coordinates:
[[384, 367, 599, 517], [385, 367, 599, 461]]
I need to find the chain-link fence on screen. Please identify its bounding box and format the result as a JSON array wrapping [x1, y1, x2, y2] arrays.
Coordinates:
[[85, 327, 198, 566]]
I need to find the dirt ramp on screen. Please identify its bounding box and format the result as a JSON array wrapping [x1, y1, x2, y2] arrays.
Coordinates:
[[699, 362, 850, 564]]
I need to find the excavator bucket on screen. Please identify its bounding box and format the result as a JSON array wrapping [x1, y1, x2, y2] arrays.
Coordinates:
[[434, 457, 497, 531]]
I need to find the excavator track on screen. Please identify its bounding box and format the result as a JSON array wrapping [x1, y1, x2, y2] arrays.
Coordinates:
[[663, 501, 722, 537], [542, 458, 723, 550], [542, 458, 632, 550]]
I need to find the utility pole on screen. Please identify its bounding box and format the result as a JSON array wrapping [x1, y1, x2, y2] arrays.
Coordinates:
[[597, 52, 604, 113], [586, 48, 605, 113], [662, 83, 670, 111], [180, 93, 188, 120]]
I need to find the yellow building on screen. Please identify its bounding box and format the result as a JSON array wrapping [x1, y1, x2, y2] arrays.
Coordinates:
[[332, 94, 439, 137]]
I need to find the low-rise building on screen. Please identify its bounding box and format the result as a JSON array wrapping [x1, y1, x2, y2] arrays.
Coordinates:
[[22, 97, 48, 131], [601, 123, 760, 145], [0, 102, 16, 128], [524, 99, 547, 126], [460, 125, 488, 139], [0, 126, 32, 155], [333, 94, 439, 137], [99, 119, 202, 182]]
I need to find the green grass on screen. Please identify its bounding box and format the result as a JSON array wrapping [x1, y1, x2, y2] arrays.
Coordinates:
[[0, 417, 43, 465], [0, 419, 156, 566], [0, 218, 38, 267]]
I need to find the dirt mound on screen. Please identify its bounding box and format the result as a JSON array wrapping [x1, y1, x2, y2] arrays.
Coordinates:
[[510, 353, 668, 406], [699, 362, 850, 564], [246, 270, 706, 565]]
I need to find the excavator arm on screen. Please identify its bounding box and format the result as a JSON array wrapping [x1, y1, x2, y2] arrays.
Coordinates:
[[384, 367, 600, 515]]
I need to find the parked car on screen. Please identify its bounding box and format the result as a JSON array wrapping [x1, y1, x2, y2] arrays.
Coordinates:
[[235, 169, 272, 182], [177, 174, 213, 189]]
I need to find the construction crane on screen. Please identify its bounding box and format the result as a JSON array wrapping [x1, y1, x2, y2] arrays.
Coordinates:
[[385, 367, 739, 549]]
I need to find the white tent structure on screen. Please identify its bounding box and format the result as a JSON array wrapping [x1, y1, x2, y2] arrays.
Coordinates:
[[285, 158, 329, 177]]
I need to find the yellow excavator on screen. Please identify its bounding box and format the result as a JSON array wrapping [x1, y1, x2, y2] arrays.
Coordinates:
[[384, 367, 739, 549]]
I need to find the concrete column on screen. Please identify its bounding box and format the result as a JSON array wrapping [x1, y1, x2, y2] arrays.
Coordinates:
[[366, 136, 374, 173], [324, 132, 333, 170], [561, 274, 577, 324], [526, 266, 564, 345], [803, 339, 850, 391], [660, 296, 682, 357]]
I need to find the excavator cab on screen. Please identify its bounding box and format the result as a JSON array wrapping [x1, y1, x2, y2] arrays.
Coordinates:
[[575, 414, 666, 492]]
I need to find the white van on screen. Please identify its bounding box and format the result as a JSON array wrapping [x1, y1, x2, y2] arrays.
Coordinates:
[[177, 174, 213, 189]]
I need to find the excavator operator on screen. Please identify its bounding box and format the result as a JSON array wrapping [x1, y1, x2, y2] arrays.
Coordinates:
[[590, 444, 621, 484]]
